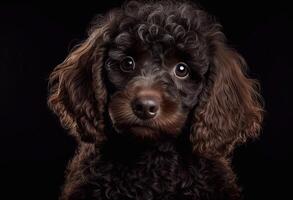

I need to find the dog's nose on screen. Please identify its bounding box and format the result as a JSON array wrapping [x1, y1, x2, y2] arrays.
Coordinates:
[[132, 96, 159, 119]]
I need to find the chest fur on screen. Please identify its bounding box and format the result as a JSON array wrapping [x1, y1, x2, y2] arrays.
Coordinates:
[[80, 140, 222, 200]]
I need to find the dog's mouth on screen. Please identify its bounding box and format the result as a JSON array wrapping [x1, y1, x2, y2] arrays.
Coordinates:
[[111, 117, 185, 139], [129, 124, 155, 130], [128, 124, 158, 137], [114, 122, 158, 133]]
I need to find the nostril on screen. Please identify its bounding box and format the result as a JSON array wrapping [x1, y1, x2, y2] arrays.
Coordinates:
[[135, 103, 143, 112], [148, 105, 158, 114]]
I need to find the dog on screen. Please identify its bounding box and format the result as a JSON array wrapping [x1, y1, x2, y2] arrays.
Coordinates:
[[48, 0, 263, 199]]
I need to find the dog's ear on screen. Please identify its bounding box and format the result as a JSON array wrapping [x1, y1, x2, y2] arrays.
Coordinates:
[[190, 38, 264, 157], [48, 14, 118, 143]]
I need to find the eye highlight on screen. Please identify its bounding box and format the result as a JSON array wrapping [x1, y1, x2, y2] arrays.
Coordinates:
[[120, 56, 135, 72], [174, 62, 189, 79]]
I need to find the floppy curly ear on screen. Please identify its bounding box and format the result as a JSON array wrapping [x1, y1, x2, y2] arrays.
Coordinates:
[[190, 39, 264, 157], [47, 18, 114, 143]]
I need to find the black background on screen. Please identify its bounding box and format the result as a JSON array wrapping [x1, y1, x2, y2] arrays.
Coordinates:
[[0, 1, 292, 199]]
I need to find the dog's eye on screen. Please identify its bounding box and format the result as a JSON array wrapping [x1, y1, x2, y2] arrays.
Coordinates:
[[120, 56, 135, 72], [174, 62, 189, 79]]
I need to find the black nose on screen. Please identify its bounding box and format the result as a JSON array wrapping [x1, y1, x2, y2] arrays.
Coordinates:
[[132, 97, 159, 119]]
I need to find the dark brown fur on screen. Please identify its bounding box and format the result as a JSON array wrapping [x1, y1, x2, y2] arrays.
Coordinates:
[[48, 1, 263, 199]]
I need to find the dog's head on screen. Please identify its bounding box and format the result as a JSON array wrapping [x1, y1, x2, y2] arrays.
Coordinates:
[[48, 0, 263, 157]]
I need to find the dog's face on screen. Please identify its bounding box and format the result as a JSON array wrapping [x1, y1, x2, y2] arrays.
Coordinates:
[[48, 0, 263, 157], [106, 40, 207, 138]]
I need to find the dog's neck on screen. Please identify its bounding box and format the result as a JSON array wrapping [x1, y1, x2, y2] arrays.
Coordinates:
[[100, 133, 193, 164]]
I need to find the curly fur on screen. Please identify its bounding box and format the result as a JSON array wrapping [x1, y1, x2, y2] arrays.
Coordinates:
[[48, 0, 263, 199], [61, 138, 240, 200]]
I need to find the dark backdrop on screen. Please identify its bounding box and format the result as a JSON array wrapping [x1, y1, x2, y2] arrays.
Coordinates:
[[0, 1, 292, 199]]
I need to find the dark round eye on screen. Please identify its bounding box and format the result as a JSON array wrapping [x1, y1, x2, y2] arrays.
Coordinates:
[[120, 56, 135, 72], [174, 62, 189, 79]]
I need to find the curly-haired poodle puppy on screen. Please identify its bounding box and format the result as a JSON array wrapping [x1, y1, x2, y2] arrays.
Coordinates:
[[48, 0, 263, 199]]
